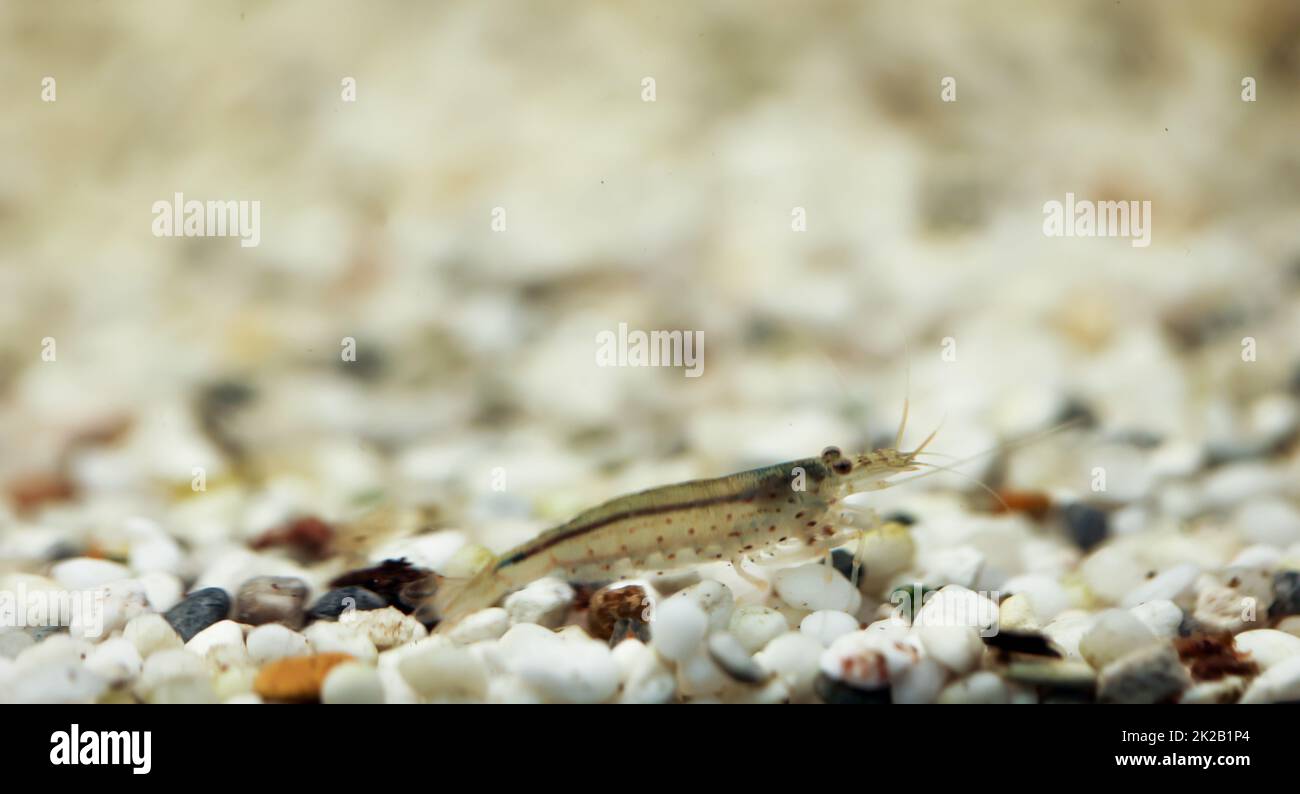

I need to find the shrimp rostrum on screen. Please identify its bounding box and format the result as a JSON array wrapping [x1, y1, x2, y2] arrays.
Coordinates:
[[427, 413, 940, 630]]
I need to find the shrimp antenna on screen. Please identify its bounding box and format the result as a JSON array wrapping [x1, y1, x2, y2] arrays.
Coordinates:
[[888, 415, 1090, 492], [894, 323, 912, 450]]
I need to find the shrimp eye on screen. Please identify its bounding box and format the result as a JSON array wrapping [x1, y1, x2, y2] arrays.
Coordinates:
[[821, 446, 843, 462], [832, 458, 853, 475]]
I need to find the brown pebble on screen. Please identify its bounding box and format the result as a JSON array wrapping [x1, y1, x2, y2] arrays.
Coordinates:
[[8, 473, 77, 513], [1173, 632, 1258, 682], [587, 584, 649, 641], [251, 515, 335, 562], [254, 653, 354, 702], [993, 489, 1052, 519]]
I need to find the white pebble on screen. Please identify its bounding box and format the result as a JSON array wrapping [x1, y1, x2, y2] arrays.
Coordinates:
[[818, 629, 922, 690], [1229, 545, 1282, 570], [504, 631, 619, 704], [1081, 546, 1148, 605], [246, 624, 312, 664], [339, 606, 427, 650], [1128, 599, 1183, 639], [915, 624, 984, 674], [1239, 655, 1300, 703], [773, 563, 862, 614], [138, 648, 208, 693], [1232, 629, 1300, 671], [800, 610, 859, 647], [139, 572, 184, 612], [184, 619, 246, 657], [938, 671, 1010, 704], [1042, 611, 1094, 661], [1235, 499, 1300, 548], [676, 650, 730, 698], [398, 643, 488, 700], [892, 657, 948, 704], [304, 620, 378, 663], [503, 577, 574, 628], [447, 607, 511, 645], [1001, 574, 1069, 622], [755, 631, 824, 700], [1121, 563, 1199, 608], [123, 613, 183, 657], [1078, 609, 1158, 670], [671, 579, 734, 633], [612, 639, 675, 704], [84, 637, 143, 684], [651, 597, 708, 663], [728, 605, 788, 654], [50, 558, 131, 590]]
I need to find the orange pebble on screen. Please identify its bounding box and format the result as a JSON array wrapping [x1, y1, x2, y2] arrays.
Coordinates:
[[254, 653, 354, 702]]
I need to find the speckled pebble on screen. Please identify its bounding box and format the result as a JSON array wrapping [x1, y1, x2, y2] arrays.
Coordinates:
[[671, 580, 734, 633], [728, 605, 789, 654], [234, 576, 309, 628], [773, 562, 862, 614], [339, 605, 427, 649]]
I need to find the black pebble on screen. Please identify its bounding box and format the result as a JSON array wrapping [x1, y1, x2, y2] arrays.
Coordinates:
[[982, 630, 1061, 658], [164, 587, 231, 642], [814, 673, 891, 705], [1063, 502, 1108, 551], [1271, 571, 1300, 618], [307, 586, 388, 620], [830, 549, 857, 581]]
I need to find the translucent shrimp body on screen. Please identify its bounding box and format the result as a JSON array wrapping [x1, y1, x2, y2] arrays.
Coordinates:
[[429, 442, 929, 629]]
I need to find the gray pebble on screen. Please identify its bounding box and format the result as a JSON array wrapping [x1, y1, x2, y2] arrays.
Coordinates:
[[706, 632, 767, 684], [163, 587, 231, 642], [1271, 571, 1300, 618], [1063, 503, 1108, 551], [307, 586, 388, 621], [1097, 644, 1191, 704], [234, 576, 309, 628]]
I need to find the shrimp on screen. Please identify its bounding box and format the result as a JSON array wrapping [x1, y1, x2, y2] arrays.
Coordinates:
[[426, 413, 941, 630]]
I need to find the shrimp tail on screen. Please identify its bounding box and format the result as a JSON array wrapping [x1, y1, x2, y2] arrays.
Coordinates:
[[420, 561, 511, 631]]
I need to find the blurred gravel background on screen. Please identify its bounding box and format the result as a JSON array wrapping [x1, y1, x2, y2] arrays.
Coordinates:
[[2, 1, 1300, 703]]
